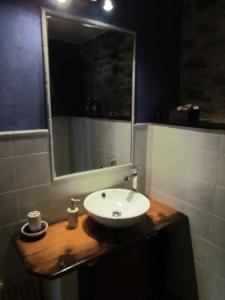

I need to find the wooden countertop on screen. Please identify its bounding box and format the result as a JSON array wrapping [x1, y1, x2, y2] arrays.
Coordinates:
[[15, 199, 185, 279]]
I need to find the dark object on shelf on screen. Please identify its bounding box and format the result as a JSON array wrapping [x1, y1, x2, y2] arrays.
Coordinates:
[[169, 107, 200, 124]]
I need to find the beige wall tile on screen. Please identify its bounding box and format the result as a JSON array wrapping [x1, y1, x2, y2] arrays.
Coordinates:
[[164, 145, 190, 174], [148, 124, 168, 143], [0, 192, 18, 226], [0, 137, 13, 158], [192, 234, 209, 266], [14, 153, 51, 189], [164, 170, 188, 200], [214, 186, 225, 220], [218, 155, 225, 187], [208, 244, 225, 279], [53, 117, 75, 176], [134, 125, 147, 193], [159, 193, 185, 212], [204, 270, 225, 300], [191, 130, 222, 152], [210, 217, 225, 250], [167, 126, 192, 149], [17, 185, 51, 219], [195, 263, 225, 300], [146, 187, 185, 213], [146, 166, 165, 192], [146, 141, 165, 168], [185, 204, 211, 239], [186, 180, 215, 213], [13, 135, 49, 156], [49, 181, 73, 213], [188, 151, 220, 185], [0, 158, 16, 193], [199, 291, 213, 300], [220, 135, 225, 153]]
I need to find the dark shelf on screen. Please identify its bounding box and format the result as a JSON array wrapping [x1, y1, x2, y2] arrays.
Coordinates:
[[150, 120, 225, 131]]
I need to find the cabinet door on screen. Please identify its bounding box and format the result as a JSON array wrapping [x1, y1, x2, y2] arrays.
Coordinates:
[[79, 239, 153, 300]]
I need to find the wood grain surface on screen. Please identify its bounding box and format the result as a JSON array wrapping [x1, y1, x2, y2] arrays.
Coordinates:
[[15, 199, 184, 279]]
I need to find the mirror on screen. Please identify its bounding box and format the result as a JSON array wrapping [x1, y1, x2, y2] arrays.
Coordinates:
[[42, 9, 135, 178]]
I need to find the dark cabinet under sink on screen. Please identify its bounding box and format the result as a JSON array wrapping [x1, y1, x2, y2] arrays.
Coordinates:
[[79, 217, 198, 300]]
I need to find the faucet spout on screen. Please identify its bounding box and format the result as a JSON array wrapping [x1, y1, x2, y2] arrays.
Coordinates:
[[124, 165, 139, 192], [132, 165, 138, 192]]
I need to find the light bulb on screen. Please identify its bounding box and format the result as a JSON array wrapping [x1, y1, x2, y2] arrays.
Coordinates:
[[103, 0, 114, 11], [57, 0, 68, 3]]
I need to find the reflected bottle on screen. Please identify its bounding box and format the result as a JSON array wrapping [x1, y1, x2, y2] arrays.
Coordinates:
[[92, 97, 98, 117], [85, 97, 91, 117]]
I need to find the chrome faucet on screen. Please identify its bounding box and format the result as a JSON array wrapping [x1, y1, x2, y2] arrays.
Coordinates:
[[124, 165, 138, 192]]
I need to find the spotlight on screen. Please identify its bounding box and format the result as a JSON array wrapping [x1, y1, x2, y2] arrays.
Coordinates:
[[102, 0, 114, 11]]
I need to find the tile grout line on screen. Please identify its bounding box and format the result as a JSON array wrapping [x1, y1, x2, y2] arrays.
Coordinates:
[[146, 172, 225, 218], [195, 260, 225, 283], [192, 232, 225, 255], [148, 139, 223, 155], [146, 163, 225, 188], [0, 219, 27, 231], [147, 186, 220, 217], [0, 152, 49, 160], [12, 140, 20, 222], [0, 183, 52, 197], [146, 188, 186, 213]]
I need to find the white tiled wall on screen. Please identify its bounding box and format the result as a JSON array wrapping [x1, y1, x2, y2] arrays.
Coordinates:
[[134, 124, 147, 192], [145, 124, 225, 300], [53, 117, 131, 174], [2, 123, 224, 300], [70, 117, 131, 171], [52, 117, 72, 175]]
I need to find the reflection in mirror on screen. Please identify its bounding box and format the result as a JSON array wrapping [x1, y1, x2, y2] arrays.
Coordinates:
[[43, 10, 135, 178]]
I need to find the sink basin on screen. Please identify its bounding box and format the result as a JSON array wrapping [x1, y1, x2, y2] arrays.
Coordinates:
[[83, 189, 150, 228]]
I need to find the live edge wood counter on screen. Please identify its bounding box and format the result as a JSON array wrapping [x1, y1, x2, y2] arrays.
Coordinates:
[[15, 199, 186, 280]]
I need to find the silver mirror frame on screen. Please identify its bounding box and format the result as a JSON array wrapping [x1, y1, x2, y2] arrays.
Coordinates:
[[41, 7, 136, 181]]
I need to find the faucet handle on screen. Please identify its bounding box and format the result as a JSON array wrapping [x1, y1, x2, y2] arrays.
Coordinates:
[[132, 165, 139, 175], [70, 198, 80, 209], [124, 175, 131, 181]]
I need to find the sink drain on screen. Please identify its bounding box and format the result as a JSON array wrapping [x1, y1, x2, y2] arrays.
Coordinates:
[[112, 211, 122, 217]]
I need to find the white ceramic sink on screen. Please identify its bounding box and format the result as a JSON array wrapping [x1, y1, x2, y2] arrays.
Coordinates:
[[83, 189, 150, 228]]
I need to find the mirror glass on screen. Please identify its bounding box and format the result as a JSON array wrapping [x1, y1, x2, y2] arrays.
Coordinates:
[[43, 10, 135, 178]]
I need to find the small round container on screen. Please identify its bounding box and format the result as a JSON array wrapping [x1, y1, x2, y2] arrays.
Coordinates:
[[21, 221, 48, 238], [27, 211, 42, 232]]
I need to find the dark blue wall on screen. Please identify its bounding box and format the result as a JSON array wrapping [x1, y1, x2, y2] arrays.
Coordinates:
[[0, 1, 46, 131], [0, 0, 183, 130], [136, 0, 183, 123]]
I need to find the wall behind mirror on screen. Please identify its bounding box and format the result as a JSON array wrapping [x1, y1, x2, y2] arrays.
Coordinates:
[[43, 9, 135, 178], [180, 0, 225, 127], [146, 0, 225, 129]]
